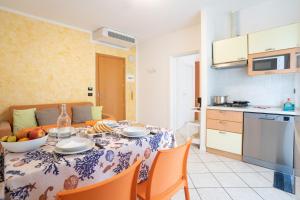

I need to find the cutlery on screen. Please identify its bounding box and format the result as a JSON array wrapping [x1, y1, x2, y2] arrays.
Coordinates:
[[95, 143, 104, 149]]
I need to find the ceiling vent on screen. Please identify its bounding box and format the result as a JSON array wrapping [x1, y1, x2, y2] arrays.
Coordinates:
[[92, 27, 136, 48]]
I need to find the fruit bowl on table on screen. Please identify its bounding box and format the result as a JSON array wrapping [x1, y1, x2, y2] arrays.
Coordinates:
[[1, 135, 48, 153], [1, 127, 48, 153]]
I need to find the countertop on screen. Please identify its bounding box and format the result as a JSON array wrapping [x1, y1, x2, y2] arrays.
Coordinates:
[[207, 105, 300, 116]]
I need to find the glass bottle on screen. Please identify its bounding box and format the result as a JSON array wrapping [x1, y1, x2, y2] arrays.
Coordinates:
[[56, 104, 71, 138]]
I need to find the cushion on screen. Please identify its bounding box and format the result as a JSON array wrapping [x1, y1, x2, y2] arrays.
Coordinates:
[[35, 108, 60, 126], [72, 105, 92, 123], [13, 108, 38, 134], [91, 106, 102, 120]]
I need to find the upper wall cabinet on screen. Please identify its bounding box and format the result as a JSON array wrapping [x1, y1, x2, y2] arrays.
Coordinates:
[[213, 35, 248, 68], [248, 23, 300, 54]]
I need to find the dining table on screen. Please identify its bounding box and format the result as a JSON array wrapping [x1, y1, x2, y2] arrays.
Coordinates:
[[2, 122, 176, 200]]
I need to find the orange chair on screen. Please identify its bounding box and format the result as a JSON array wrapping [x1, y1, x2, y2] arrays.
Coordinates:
[[137, 140, 192, 200], [56, 159, 142, 200]]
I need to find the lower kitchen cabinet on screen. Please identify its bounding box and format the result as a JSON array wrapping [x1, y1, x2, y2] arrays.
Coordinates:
[[206, 129, 242, 155], [206, 109, 244, 160]]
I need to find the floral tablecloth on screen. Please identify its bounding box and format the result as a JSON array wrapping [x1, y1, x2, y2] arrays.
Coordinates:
[[3, 125, 175, 200]]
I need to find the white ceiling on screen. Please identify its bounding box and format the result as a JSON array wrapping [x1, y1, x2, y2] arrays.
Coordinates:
[[0, 0, 267, 40]]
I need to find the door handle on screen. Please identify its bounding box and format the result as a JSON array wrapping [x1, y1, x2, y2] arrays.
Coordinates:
[[259, 117, 275, 121], [131, 91, 134, 100]]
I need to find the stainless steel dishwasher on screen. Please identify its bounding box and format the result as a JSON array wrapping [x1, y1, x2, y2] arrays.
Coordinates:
[[243, 112, 295, 193]]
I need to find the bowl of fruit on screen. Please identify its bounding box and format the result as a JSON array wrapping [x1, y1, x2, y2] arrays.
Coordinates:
[[1, 127, 48, 153]]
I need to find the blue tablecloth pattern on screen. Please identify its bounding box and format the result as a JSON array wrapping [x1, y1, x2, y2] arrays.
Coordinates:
[[3, 125, 175, 200]]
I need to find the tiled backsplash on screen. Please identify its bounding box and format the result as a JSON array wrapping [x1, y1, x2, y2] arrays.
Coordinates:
[[208, 67, 295, 107]]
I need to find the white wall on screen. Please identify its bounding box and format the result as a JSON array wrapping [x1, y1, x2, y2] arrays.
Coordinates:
[[239, 0, 300, 35], [207, 0, 300, 107], [137, 24, 201, 128]]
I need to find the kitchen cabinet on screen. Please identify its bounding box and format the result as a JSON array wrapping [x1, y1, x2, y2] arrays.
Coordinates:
[[207, 119, 243, 133], [248, 23, 300, 54], [207, 129, 242, 155], [206, 109, 243, 160], [206, 109, 243, 122], [213, 35, 248, 67], [297, 50, 300, 72]]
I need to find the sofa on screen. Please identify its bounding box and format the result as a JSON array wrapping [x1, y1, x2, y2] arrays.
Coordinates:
[[0, 102, 114, 137]]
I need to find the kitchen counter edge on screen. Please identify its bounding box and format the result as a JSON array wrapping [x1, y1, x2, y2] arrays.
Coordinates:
[[207, 106, 300, 116]]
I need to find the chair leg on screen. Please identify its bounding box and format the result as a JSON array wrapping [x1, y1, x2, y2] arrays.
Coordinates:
[[184, 180, 190, 200]]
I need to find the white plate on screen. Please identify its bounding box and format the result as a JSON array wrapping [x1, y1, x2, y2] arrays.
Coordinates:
[[120, 130, 149, 138], [54, 143, 94, 155], [123, 127, 149, 137], [1, 135, 48, 153], [101, 120, 118, 128], [56, 137, 92, 152]]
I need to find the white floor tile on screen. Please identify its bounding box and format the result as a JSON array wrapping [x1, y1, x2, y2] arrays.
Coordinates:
[[188, 163, 209, 173], [213, 173, 248, 188], [225, 188, 263, 200], [217, 156, 238, 162], [197, 188, 231, 200], [204, 162, 232, 173], [188, 154, 202, 163], [259, 172, 274, 183], [190, 173, 221, 188], [199, 152, 221, 162], [188, 175, 195, 189], [237, 173, 273, 187], [295, 176, 300, 198], [224, 161, 256, 173], [171, 189, 201, 200], [247, 163, 274, 172], [254, 188, 296, 200]]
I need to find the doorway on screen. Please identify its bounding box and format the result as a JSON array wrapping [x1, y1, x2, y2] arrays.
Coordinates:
[[96, 54, 125, 120], [171, 53, 200, 139]]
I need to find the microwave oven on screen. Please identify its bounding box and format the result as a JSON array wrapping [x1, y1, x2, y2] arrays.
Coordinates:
[[252, 54, 290, 71]]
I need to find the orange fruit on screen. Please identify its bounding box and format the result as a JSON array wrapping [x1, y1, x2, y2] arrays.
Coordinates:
[[18, 137, 30, 142]]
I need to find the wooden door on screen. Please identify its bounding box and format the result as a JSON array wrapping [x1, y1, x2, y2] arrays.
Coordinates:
[[96, 54, 125, 120]]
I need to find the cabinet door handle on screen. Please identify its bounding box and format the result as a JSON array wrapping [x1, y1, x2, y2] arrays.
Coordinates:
[[265, 48, 275, 51], [219, 131, 226, 134], [237, 57, 246, 61]]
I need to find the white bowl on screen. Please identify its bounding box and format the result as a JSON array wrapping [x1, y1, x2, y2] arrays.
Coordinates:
[[1, 135, 48, 153]]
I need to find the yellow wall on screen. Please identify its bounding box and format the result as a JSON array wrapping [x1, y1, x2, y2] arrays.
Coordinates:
[[0, 10, 136, 121]]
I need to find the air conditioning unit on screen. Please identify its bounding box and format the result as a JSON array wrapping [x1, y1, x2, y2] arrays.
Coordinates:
[[92, 27, 136, 48]]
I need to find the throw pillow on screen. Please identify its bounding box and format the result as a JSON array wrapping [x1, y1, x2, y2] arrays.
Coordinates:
[[35, 108, 60, 126], [91, 106, 103, 120], [72, 105, 92, 123], [13, 108, 38, 134]]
